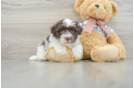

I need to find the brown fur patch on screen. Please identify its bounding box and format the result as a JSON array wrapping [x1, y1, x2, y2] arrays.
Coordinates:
[[51, 20, 63, 38], [41, 35, 50, 47], [50, 19, 83, 43], [46, 35, 50, 41], [41, 41, 45, 46]]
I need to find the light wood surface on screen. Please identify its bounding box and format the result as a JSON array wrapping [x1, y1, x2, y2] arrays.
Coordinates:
[[1, 0, 133, 88], [1, 0, 133, 59], [2, 58, 133, 88]]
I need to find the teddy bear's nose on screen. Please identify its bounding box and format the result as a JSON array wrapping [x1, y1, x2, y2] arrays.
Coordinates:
[[95, 4, 99, 8]]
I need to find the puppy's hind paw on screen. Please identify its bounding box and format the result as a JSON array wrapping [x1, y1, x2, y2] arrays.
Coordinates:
[[38, 56, 48, 61]]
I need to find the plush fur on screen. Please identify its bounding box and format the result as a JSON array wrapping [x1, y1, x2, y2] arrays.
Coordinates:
[[74, 0, 126, 62], [29, 19, 83, 62], [75, 0, 118, 23]]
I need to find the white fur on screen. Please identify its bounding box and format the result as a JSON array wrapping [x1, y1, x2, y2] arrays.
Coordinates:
[[36, 45, 47, 61], [44, 38, 49, 51], [72, 36, 83, 60], [29, 55, 38, 61], [49, 34, 67, 56], [63, 19, 75, 27], [59, 30, 73, 45], [49, 34, 83, 60], [29, 44, 47, 61]]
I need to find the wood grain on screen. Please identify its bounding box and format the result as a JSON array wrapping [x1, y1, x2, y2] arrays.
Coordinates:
[[1, 0, 133, 59], [1, 22, 133, 59], [1, 0, 133, 88], [1, 58, 133, 88]]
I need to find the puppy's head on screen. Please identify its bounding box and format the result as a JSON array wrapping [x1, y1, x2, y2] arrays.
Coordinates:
[[51, 19, 82, 45]]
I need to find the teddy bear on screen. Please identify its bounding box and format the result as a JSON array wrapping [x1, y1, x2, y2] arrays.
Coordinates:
[[46, 47, 83, 62], [74, 0, 126, 62]]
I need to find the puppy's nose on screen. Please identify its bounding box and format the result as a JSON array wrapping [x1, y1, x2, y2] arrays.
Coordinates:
[[95, 4, 99, 8], [65, 37, 71, 41]]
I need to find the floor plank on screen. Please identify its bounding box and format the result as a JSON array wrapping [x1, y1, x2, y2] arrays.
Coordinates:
[[1, 0, 133, 88], [1, 58, 133, 88]]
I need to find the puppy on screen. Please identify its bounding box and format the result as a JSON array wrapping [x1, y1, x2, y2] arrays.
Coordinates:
[[29, 19, 83, 61]]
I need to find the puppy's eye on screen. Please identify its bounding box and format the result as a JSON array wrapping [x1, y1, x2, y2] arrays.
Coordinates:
[[70, 30, 74, 33], [60, 30, 65, 34]]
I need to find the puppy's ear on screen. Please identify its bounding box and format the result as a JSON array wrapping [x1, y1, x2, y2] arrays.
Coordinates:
[[76, 22, 83, 35], [51, 20, 63, 37], [51, 24, 57, 37]]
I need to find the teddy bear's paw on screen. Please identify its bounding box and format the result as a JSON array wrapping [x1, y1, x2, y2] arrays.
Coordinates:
[[54, 46, 67, 56], [38, 56, 47, 61], [91, 46, 119, 62]]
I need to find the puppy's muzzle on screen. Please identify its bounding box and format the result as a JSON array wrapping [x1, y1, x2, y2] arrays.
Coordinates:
[[65, 37, 72, 41]]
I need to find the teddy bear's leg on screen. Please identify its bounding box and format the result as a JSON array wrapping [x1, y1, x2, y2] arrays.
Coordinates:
[[107, 31, 126, 59], [90, 45, 120, 62], [74, 0, 85, 13], [90, 31, 126, 62]]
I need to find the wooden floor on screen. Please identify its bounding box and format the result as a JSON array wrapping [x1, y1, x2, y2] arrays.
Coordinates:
[[2, 58, 133, 88], [1, 0, 133, 88]]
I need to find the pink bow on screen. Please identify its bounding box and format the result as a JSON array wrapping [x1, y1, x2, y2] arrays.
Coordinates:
[[84, 16, 113, 38]]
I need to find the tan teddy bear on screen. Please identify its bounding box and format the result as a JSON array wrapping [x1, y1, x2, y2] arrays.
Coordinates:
[[74, 0, 126, 62]]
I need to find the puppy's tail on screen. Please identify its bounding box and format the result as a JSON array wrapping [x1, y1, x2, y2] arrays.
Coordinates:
[[29, 55, 38, 61]]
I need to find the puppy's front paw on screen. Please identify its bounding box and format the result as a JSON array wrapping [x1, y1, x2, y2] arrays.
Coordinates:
[[54, 46, 67, 56], [73, 51, 82, 60], [72, 45, 83, 60]]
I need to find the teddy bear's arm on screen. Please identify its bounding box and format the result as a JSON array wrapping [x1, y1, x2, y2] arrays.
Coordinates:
[[107, 31, 126, 59], [74, 0, 85, 13]]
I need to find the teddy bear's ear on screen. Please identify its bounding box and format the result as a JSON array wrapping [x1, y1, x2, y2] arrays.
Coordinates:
[[110, 1, 118, 18], [74, 0, 85, 13]]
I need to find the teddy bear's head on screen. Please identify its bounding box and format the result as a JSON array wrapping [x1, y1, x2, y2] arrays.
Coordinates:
[[75, 0, 118, 23]]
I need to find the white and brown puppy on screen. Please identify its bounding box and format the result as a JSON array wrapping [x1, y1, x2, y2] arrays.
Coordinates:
[[29, 19, 83, 61]]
